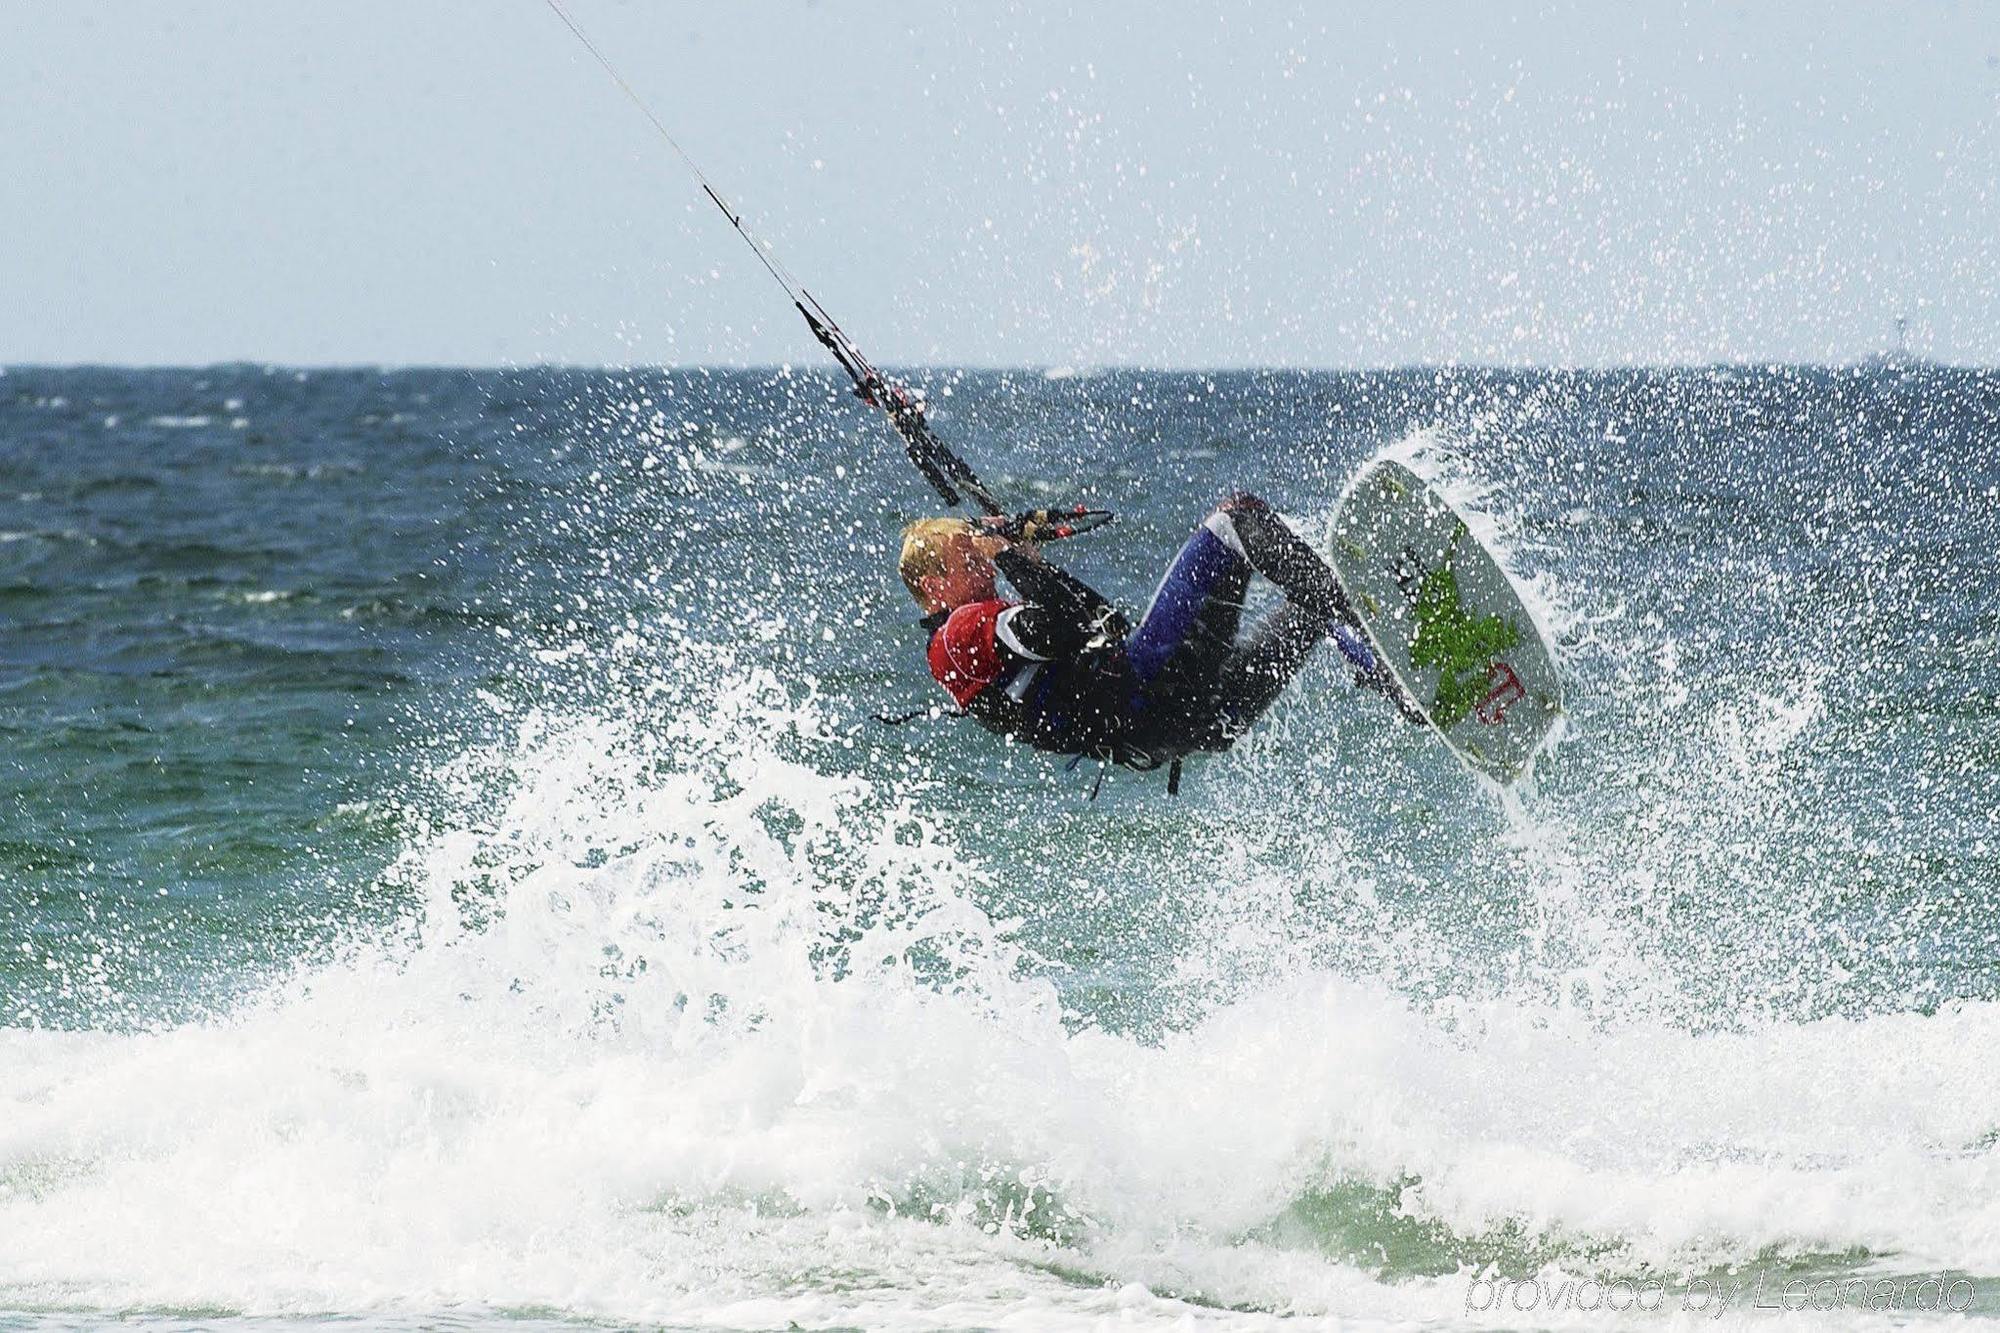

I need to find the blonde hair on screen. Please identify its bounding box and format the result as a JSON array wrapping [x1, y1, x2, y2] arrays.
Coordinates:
[[898, 516, 976, 604]]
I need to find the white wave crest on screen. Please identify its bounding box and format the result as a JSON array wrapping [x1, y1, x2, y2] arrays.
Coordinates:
[[2, 661, 1996, 1329]]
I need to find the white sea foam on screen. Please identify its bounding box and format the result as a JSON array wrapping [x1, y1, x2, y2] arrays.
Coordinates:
[[1, 651, 1996, 1330]]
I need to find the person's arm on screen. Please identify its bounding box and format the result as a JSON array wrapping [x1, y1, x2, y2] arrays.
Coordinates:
[[988, 544, 1128, 661]]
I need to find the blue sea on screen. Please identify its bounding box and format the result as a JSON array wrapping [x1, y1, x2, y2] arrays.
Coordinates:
[[2, 362, 1997, 1329]]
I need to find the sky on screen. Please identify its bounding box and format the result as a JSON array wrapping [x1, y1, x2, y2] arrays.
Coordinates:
[[3, 1, 1997, 369]]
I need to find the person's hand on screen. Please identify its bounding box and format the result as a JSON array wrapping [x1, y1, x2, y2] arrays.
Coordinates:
[[968, 518, 1023, 559]]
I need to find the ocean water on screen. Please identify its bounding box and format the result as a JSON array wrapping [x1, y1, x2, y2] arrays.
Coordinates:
[[1, 362, 1997, 1330]]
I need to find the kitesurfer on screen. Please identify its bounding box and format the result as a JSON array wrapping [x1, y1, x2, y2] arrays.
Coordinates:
[[902, 493, 1416, 788], [539, 0, 1581, 792]]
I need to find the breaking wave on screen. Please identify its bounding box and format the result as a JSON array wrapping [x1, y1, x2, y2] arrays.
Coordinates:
[[3, 625, 1997, 1330]]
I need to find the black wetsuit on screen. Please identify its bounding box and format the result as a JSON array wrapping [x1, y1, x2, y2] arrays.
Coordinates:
[[923, 493, 1389, 773]]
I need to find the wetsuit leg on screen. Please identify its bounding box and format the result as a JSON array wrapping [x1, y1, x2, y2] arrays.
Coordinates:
[[1123, 494, 1399, 756], [1214, 492, 1401, 686], [1207, 493, 1362, 633], [1128, 492, 1361, 689], [1124, 520, 1252, 689], [1218, 494, 1432, 723], [1209, 604, 1326, 738]]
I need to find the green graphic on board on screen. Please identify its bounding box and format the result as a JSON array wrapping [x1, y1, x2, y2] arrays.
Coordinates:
[[1409, 525, 1522, 728]]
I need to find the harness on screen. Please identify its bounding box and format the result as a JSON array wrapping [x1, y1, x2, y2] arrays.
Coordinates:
[[912, 606, 1189, 797]]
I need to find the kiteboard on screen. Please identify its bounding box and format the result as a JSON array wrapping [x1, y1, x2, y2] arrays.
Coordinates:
[[1326, 459, 1563, 784]]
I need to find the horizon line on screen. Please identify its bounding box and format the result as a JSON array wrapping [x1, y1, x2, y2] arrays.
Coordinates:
[[2, 356, 1988, 376]]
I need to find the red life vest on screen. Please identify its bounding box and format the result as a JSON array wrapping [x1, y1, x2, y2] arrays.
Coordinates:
[[927, 599, 1015, 707]]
